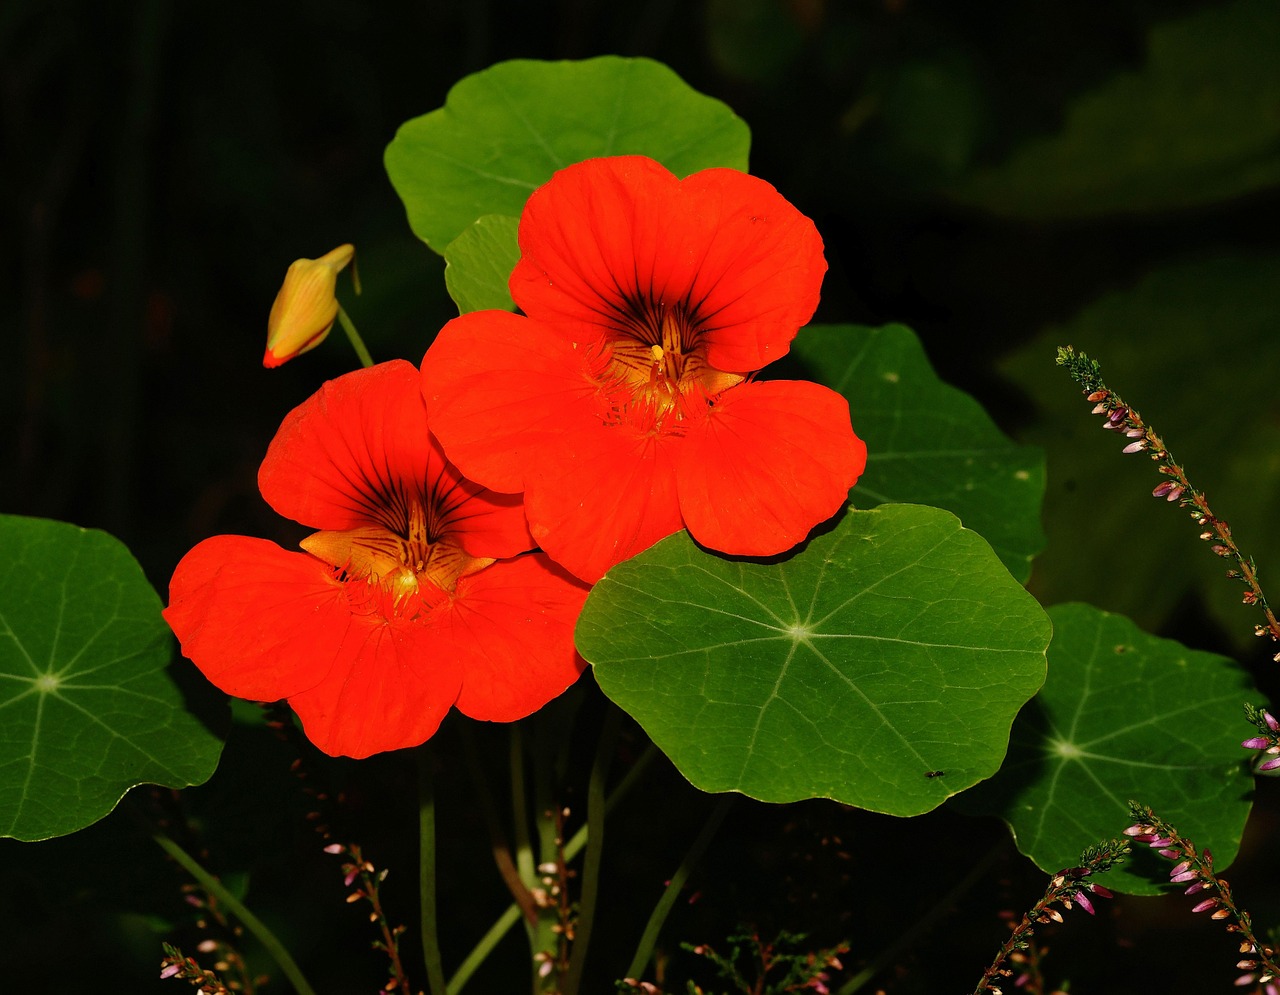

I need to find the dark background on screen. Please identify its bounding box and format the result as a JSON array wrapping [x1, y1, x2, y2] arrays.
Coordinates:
[[4, 1, 1280, 992]]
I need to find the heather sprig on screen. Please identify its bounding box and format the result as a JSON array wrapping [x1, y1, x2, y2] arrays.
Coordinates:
[[1125, 801, 1280, 990], [1055, 345, 1280, 656], [1242, 705, 1280, 774], [970, 840, 1127, 995], [159, 941, 236, 994], [322, 841, 414, 995]]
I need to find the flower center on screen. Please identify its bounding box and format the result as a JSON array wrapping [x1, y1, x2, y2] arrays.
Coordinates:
[[300, 498, 493, 617], [598, 305, 745, 429]]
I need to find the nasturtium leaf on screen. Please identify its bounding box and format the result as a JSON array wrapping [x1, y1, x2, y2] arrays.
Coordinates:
[[0, 516, 225, 841], [783, 323, 1045, 584], [578, 504, 1050, 816], [955, 603, 1256, 895], [948, 0, 1280, 218], [386, 56, 751, 254], [442, 215, 520, 314], [1000, 254, 1280, 645]]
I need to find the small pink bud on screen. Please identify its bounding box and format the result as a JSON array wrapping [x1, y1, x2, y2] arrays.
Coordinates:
[[1191, 898, 1218, 913], [1242, 737, 1270, 750]]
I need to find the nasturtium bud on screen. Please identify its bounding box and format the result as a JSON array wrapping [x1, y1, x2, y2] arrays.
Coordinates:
[[263, 244, 355, 368]]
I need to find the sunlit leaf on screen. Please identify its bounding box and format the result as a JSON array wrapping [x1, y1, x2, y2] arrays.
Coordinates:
[[385, 56, 751, 253], [579, 504, 1050, 816], [783, 323, 1045, 583], [999, 254, 1280, 645], [442, 215, 520, 314], [0, 516, 225, 841], [955, 603, 1256, 895], [949, 0, 1280, 217]]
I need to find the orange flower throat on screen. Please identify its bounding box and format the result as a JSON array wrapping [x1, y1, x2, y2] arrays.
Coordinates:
[[596, 305, 745, 431], [300, 497, 492, 616]]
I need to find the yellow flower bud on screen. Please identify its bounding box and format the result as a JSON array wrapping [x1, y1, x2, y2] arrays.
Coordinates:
[[263, 244, 355, 368]]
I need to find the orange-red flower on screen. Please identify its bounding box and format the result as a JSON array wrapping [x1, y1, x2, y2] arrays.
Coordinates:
[[163, 360, 588, 759], [421, 156, 866, 583]]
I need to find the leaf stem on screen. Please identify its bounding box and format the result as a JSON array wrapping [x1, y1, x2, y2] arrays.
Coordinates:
[[151, 831, 319, 995], [624, 794, 734, 982], [447, 744, 659, 993], [563, 708, 621, 994], [417, 744, 449, 995]]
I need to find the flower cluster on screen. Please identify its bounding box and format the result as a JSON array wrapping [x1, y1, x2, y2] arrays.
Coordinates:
[[166, 156, 864, 757], [1125, 802, 1280, 991], [1242, 705, 1280, 774], [971, 841, 1125, 995]]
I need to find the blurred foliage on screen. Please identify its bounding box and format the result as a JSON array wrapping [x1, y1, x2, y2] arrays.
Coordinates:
[[2, 0, 1278, 991]]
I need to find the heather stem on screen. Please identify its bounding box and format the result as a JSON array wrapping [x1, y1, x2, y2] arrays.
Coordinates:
[[1056, 345, 1280, 656]]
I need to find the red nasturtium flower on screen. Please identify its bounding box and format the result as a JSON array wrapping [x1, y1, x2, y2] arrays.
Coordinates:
[[421, 155, 867, 584], [163, 360, 588, 759]]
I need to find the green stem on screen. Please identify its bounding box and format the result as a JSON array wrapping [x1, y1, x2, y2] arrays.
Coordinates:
[[563, 709, 621, 994], [624, 794, 734, 982], [151, 831, 319, 995], [446, 744, 659, 994], [447, 904, 523, 994], [511, 725, 535, 888], [462, 725, 539, 925], [336, 303, 374, 368], [418, 745, 449, 995]]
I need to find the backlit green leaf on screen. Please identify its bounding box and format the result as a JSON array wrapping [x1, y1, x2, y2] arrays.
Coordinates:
[[578, 504, 1050, 816], [0, 516, 225, 841], [955, 603, 1256, 895], [386, 56, 751, 253], [442, 215, 520, 314], [784, 323, 1045, 583]]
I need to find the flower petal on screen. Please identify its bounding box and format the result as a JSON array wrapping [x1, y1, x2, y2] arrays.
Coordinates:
[[260, 359, 531, 557], [422, 310, 603, 493], [286, 617, 465, 759], [523, 420, 684, 583], [164, 535, 352, 701], [674, 380, 866, 555], [510, 156, 825, 371], [446, 554, 590, 722]]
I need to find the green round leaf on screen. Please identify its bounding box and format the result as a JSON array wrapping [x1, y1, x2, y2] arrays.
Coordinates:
[[578, 504, 1050, 816], [784, 323, 1045, 583], [0, 516, 225, 841], [955, 603, 1257, 895], [948, 0, 1280, 218], [386, 56, 751, 253], [443, 214, 521, 314]]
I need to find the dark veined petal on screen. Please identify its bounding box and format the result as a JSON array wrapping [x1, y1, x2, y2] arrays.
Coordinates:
[[674, 380, 866, 556], [260, 359, 531, 557], [510, 156, 825, 372]]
